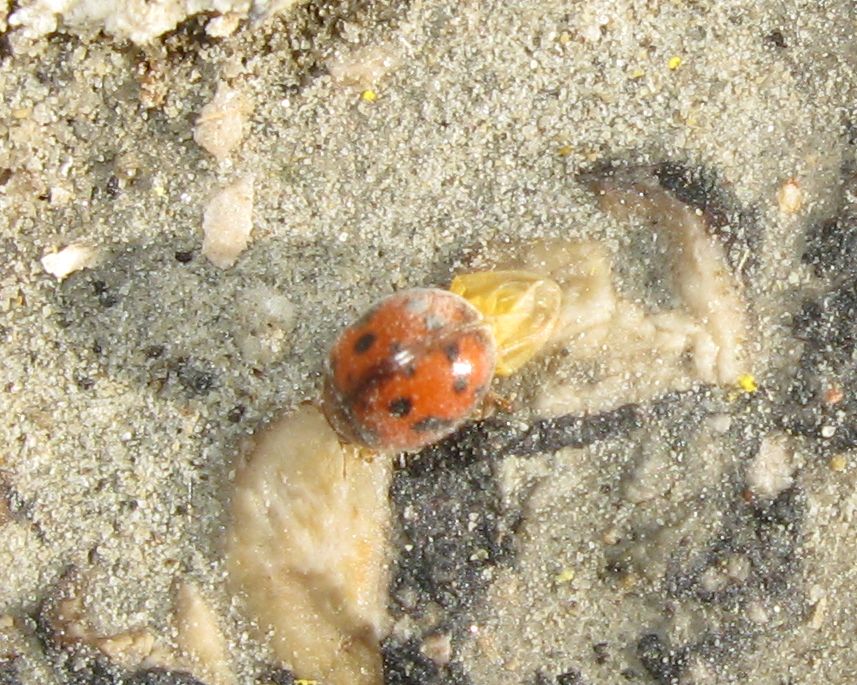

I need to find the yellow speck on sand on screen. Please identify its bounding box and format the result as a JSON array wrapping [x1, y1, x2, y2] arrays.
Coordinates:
[[557, 145, 573, 156], [737, 373, 758, 393], [361, 89, 378, 102], [830, 454, 847, 472], [555, 568, 575, 584], [668, 55, 683, 70]]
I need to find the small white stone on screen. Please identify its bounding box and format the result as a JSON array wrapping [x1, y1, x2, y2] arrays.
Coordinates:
[[421, 633, 452, 666], [821, 425, 836, 438], [193, 82, 250, 162], [202, 175, 254, 269], [41, 243, 100, 280], [49, 185, 74, 206], [777, 178, 803, 214], [746, 433, 793, 498], [706, 413, 732, 434], [206, 13, 241, 37]]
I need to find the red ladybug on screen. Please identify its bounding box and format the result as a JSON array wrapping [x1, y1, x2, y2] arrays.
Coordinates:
[[322, 288, 496, 452]]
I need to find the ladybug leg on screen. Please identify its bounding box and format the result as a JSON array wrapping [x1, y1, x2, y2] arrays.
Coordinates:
[[355, 445, 379, 463], [479, 390, 516, 418]]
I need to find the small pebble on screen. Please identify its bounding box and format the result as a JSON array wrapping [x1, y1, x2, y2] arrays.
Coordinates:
[[193, 82, 250, 162], [820, 425, 836, 439], [202, 175, 254, 268], [41, 243, 100, 280], [777, 178, 803, 214]]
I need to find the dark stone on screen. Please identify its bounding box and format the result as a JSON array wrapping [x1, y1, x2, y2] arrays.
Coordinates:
[[174, 359, 217, 394], [765, 29, 787, 48], [91, 280, 119, 308], [105, 175, 120, 198], [174, 250, 194, 263], [227, 404, 246, 423], [144, 345, 166, 359]]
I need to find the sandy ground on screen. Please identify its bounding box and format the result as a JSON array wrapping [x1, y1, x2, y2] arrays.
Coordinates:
[[1, 0, 857, 683]]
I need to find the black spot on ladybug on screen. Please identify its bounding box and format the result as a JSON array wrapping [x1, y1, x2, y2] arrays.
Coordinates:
[[412, 416, 452, 433], [354, 332, 377, 354], [453, 377, 469, 394], [444, 341, 460, 362], [389, 397, 413, 418]]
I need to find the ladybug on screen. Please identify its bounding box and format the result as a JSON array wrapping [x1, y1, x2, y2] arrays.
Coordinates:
[[322, 288, 497, 452]]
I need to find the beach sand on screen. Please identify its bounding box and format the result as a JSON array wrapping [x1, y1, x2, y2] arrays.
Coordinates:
[[1, 0, 856, 683]]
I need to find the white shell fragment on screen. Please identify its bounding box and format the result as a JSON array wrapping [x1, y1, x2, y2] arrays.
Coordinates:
[[777, 178, 804, 214], [326, 44, 400, 89], [41, 243, 100, 280], [193, 82, 250, 162], [225, 405, 391, 685], [174, 581, 235, 685], [746, 433, 795, 499], [201, 175, 254, 269]]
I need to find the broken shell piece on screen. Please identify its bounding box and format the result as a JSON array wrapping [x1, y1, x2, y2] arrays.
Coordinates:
[[746, 433, 794, 499], [205, 13, 241, 38], [41, 243, 100, 280], [450, 270, 561, 376], [193, 82, 251, 162], [202, 175, 254, 268], [777, 178, 803, 215], [174, 581, 235, 685], [225, 405, 391, 685]]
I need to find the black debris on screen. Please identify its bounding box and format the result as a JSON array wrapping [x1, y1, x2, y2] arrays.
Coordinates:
[[257, 666, 295, 684], [0, 657, 20, 685], [126, 668, 209, 685], [637, 633, 684, 685], [174, 358, 217, 395], [381, 637, 472, 685]]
